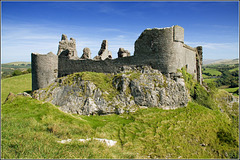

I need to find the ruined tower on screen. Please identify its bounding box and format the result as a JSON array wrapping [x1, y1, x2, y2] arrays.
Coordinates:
[[57, 34, 78, 59], [134, 25, 201, 78], [31, 52, 58, 91]]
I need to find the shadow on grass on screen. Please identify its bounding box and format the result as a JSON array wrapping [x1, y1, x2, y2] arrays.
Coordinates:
[[24, 90, 32, 94]]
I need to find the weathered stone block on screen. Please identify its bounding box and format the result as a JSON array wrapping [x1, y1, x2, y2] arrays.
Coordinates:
[[94, 40, 112, 60], [81, 47, 91, 59], [118, 48, 130, 58], [173, 25, 184, 43]]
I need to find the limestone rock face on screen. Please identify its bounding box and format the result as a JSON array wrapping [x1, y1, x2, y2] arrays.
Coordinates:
[[118, 48, 130, 58], [94, 40, 112, 60], [57, 34, 78, 58], [81, 47, 91, 59], [33, 66, 189, 115]]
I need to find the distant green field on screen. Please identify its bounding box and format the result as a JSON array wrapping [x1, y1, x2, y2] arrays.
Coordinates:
[[1, 62, 31, 77], [202, 74, 210, 79], [203, 78, 216, 84], [229, 67, 239, 72], [202, 68, 221, 76], [1, 73, 32, 102], [223, 87, 239, 96], [2, 62, 31, 70]]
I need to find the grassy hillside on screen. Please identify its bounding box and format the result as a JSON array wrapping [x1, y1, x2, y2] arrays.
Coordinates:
[[2, 95, 238, 159], [203, 58, 239, 66], [1, 70, 239, 159], [1, 73, 32, 102]]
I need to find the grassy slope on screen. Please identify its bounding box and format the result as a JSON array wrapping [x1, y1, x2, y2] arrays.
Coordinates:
[[2, 96, 238, 159], [1, 71, 239, 159], [1, 73, 32, 102]]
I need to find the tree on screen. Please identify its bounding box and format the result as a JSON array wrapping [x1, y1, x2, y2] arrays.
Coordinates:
[[27, 68, 32, 73], [12, 70, 22, 76]]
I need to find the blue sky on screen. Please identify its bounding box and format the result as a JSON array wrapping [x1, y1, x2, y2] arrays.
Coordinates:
[[1, 1, 239, 63]]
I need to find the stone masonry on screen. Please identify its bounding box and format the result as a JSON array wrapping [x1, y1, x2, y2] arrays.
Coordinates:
[[93, 40, 112, 60], [31, 25, 203, 91], [57, 34, 78, 59]]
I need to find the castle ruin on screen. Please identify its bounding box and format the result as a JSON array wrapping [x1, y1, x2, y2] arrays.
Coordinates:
[[32, 25, 203, 91]]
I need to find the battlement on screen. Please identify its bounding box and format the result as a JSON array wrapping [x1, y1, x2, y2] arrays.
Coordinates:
[[32, 25, 203, 91]]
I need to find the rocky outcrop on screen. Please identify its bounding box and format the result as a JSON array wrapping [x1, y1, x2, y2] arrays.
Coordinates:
[[81, 47, 91, 59], [94, 40, 112, 60], [118, 48, 130, 58], [33, 66, 189, 115]]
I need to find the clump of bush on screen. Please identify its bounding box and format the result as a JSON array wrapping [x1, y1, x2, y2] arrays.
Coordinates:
[[10, 68, 32, 77], [12, 70, 22, 76], [181, 67, 216, 110]]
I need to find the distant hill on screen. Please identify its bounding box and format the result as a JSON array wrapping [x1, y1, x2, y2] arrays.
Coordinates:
[[1, 61, 31, 77], [3, 61, 31, 65], [203, 58, 239, 66]]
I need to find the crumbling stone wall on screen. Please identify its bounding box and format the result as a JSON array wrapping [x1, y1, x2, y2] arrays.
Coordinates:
[[57, 34, 78, 59], [32, 25, 203, 91], [93, 40, 112, 60]]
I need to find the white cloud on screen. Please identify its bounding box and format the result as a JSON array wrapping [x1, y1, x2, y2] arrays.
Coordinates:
[[2, 23, 139, 63]]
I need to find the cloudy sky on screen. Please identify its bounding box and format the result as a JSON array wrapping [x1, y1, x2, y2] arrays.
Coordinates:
[[1, 1, 239, 63]]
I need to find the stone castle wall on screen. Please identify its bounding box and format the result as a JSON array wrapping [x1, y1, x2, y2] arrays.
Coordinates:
[[32, 25, 203, 91], [58, 25, 199, 77]]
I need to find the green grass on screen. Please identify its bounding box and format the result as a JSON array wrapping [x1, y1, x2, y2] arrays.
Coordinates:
[[61, 72, 119, 101], [1, 73, 32, 102], [202, 74, 210, 79], [223, 87, 239, 93], [202, 68, 222, 76], [2, 95, 238, 159], [60, 71, 141, 102], [203, 78, 217, 84], [229, 67, 239, 72], [1, 70, 239, 159], [223, 87, 239, 96]]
